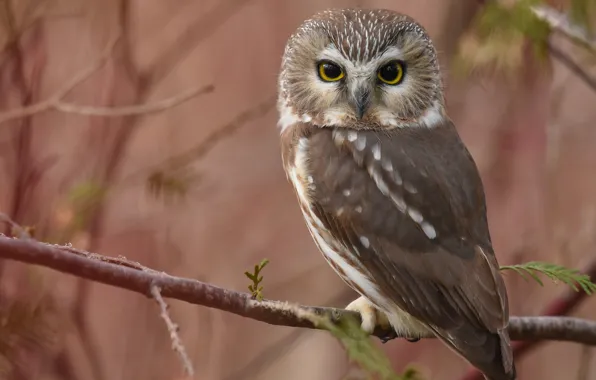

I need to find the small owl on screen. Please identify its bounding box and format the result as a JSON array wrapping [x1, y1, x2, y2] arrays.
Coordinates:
[[277, 8, 515, 380]]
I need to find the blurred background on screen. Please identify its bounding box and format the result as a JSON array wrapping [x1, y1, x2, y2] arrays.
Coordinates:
[[0, 0, 595, 379]]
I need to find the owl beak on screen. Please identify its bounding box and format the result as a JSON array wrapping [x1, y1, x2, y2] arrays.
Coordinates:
[[352, 88, 370, 120]]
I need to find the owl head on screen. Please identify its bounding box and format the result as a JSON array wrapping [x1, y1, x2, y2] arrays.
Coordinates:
[[278, 9, 445, 130]]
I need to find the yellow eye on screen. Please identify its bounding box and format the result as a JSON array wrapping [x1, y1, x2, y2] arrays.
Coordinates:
[[377, 60, 405, 85], [317, 61, 344, 82]]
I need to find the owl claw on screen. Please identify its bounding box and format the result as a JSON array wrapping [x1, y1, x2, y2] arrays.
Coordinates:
[[345, 296, 392, 337], [380, 330, 398, 344], [405, 336, 421, 343]]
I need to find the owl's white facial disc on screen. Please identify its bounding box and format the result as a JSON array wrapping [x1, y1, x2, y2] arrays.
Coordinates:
[[277, 8, 446, 131]]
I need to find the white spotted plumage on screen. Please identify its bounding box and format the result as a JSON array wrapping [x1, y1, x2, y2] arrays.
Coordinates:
[[288, 137, 386, 308], [279, 9, 515, 380]]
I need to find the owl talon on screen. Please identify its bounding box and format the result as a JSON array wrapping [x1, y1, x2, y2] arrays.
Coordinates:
[[405, 336, 421, 343], [380, 330, 398, 344], [345, 296, 391, 336]]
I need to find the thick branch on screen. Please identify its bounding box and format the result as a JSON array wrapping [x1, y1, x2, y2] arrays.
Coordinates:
[[0, 235, 595, 345]]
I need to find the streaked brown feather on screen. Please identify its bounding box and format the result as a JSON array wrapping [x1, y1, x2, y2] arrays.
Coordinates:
[[281, 119, 514, 379]]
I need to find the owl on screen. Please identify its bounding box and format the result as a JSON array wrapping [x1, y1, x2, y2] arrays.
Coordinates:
[[277, 8, 516, 380]]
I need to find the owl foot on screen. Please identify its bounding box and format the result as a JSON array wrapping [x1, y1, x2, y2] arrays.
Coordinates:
[[346, 296, 394, 342]]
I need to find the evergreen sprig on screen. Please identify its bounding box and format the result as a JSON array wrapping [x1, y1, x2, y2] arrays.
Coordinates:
[[501, 261, 596, 294], [244, 259, 269, 301]]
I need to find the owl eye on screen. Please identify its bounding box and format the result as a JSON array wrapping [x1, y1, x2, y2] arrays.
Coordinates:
[[377, 60, 405, 85], [317, 61, 345, 82]]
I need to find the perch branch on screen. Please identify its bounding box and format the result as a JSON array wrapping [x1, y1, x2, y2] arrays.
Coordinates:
[[0, 235, 595, 346], [151, 285, 195, 377]]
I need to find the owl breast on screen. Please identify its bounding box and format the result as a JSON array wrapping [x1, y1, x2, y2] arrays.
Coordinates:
[[283, 128, 389, 312]]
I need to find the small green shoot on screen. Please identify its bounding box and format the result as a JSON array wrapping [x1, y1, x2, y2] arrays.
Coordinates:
[[501, 261, 596, 294], [245, 259, 269, 301], [400, 366, 425, 380]]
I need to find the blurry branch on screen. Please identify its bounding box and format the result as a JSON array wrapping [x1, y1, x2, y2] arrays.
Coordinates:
[[577, 345, 592, 380], [548, 43, 596, 92], [143, 0, 254, 87], [0, 236, 596, 346], [0, 35, 119, 125], [467, 0, 596, 91], [53, 84, 214, 117], [0, 34, 213, 125], [530, 3, 596, 92], [146, 97, 276, 174], [531, 3, 596, 52], [0, 212, 32, 239], [150, 285, 194, 377], [137, 97, 275, 199]]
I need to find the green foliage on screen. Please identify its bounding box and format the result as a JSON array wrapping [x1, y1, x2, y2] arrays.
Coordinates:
[[245, 259, 269, 301], [313, 314, 423, 380], [400, 367, 425, 380], [67, 180, 107, 229], [477, 0, 551, 49], [456, 0, 551, 74], [501, 261, 596, 294], [146, 168, 198, 201]]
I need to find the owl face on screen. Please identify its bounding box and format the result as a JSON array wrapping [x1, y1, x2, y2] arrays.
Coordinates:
[[279, 9, 444, 129]]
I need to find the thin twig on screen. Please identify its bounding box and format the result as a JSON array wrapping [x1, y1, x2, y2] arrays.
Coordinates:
[[151, 284, 195, 377], [531, 4, 596, 53], [0, 36, 213, 124], [0, 235, 595, 346], [0, 35, 119, 125], [53, 85, 214, 117], [122, 97, 275, 185], [151, 97, 275, 171], [548, 43, 596, 93], [0, 212, 32, 239], [527, 4, 596, 93], [577, 345, 593, 380]]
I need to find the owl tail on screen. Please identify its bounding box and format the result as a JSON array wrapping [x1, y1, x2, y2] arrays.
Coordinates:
[[434, 326, 516, 380]]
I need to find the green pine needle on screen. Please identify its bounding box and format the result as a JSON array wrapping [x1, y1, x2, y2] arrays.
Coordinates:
[[500, 261, 596, 294]]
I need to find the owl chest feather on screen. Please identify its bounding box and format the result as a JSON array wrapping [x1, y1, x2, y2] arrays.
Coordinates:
[[281, 125, 388, 309]]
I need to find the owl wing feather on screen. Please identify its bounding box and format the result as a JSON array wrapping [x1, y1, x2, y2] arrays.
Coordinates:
[[300, 121, 514, 378]]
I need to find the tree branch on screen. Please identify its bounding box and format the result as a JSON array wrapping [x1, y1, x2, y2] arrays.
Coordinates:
[[151, 285, 194, 377], [531, 4, 596, 53], [0, 35, 214, 124], [0, 235, 595, 346], [53, 84, 214, 117], [530, 4, 596, 93], [547, 43, 596, 93]]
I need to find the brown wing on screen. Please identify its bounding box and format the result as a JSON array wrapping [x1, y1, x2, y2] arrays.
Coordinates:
[[299, 121, 514, 378]]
